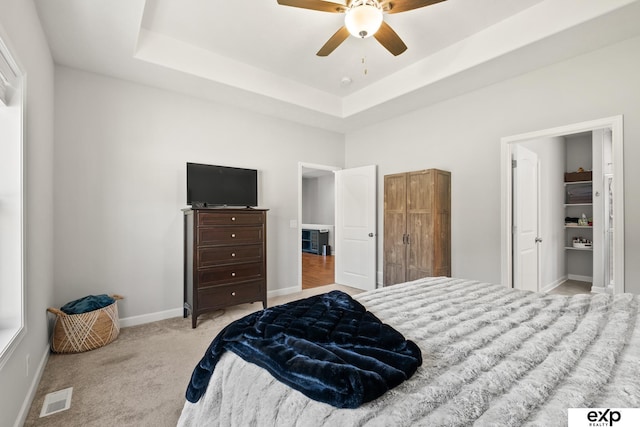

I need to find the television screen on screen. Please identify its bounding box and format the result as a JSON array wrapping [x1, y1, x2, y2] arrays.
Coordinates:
[[186, 162, 258, 207]]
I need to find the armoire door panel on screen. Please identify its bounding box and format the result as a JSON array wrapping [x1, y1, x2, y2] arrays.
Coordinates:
[[384, 174, 407, 212], [384, 263, 406, 286], [435, 213, 451, 276], [385, 212, 407, 265], [407, 212, 433, 271], [407, 268, 433, 282], [435, 170, 451, 214], [384, 173, 408, 286], [407, 170, 433, 211]]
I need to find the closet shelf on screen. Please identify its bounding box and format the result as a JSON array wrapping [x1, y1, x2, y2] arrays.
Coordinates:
[[564, 180, 592, 185]]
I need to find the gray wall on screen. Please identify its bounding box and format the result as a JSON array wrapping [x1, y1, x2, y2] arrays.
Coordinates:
[[345, 35, 640, 294], [53, 67, 345, 320], [5, 6, 640, 426], [302, 175, 335, 225], [0, 1, 55, 426]]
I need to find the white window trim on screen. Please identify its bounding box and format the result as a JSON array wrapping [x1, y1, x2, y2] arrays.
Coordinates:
[[0, 27, 26, 370]]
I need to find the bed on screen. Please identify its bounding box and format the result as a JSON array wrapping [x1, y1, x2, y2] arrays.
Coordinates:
[[178, 277, 640, 426]]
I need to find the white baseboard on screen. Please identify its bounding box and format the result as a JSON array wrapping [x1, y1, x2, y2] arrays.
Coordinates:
[[568, 274, 593, 283], [542, 276, 568, 293], [119, 288, 304, 327], [267, 286, 300, 298], [119, 308, 183, 328], [15, 345, 49, 427], [121, 282, 367, 328], [590, 286, 608, 294]]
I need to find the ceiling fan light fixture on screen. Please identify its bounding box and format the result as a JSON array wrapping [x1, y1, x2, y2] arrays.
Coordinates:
[[345, 0, 383, 39]]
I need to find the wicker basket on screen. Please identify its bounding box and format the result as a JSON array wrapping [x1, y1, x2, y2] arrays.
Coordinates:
[[47, 294, 123, 354]]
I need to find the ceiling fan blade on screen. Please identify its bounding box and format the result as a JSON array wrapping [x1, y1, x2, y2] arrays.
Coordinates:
[[277, 0, 347, 13], [380, 0, 446, 14], [374, 21, 407, 56], [317, 26, 350, 56]]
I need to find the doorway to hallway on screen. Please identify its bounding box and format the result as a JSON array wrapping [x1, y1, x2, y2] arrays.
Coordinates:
[[299, 163, 338, 290]]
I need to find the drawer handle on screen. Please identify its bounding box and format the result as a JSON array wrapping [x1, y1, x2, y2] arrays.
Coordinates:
[[231, 291, 236, 296], [231, 217, 236, 221], [231, 272, 236, 277], [231, 233, 236, 238], [231, 253, 236, 257]]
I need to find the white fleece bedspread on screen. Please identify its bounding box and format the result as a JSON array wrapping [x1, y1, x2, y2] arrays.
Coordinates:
[[178, 277, 640, 427]]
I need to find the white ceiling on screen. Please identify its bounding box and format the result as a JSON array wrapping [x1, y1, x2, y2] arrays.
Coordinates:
[[140, 0, 543, 96], [34, 0, 640, 132]]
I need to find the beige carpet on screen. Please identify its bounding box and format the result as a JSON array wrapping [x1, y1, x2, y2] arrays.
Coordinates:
[[24, 284, 361, 427]]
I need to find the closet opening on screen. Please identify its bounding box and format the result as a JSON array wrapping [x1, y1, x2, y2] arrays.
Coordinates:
[[501, 116, 624, 295]]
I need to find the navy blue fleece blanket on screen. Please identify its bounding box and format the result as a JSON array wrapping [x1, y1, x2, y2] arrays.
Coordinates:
[[186, 290, 422, 408]]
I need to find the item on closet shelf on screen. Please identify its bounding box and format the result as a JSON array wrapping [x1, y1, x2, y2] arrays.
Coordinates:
[[566, 185, 592, 204], [565, 216, 579, 226], [572, 237, 592, 249], [564, 169, 592, 182], [578, 214, 589, 226]]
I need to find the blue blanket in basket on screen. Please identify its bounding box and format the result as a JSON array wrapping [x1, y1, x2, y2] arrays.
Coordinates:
[[186, 291, 422, 409], [60, 294, 115, 314]]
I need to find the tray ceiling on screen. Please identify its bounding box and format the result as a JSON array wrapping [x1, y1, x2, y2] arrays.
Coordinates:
[[34, 0, 640, 132]]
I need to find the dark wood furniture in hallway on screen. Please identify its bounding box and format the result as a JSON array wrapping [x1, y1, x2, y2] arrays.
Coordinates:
[[302, 252, 334, 289]]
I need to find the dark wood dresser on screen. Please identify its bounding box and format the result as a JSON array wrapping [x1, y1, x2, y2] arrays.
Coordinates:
[[183, 208, 267, 328]]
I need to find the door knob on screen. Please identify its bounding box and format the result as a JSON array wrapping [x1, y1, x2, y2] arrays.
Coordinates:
[[368, 233, 375, 237], [535, 237, 543, 243]]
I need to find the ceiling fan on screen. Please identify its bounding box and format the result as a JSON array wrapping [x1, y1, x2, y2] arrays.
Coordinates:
[[276, 0, 446, 56]]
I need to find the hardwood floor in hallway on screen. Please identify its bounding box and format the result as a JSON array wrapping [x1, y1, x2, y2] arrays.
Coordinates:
[[302, 252, 334, 289]]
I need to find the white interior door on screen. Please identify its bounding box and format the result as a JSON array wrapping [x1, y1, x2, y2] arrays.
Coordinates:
[[513, 146, 540, 292], [334, 165, 376, 291]]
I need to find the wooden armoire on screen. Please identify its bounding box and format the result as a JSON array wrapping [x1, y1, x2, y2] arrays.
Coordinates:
[[384, 169, 451, 286]]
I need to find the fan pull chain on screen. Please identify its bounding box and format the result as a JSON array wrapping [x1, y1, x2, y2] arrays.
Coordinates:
[[362, 56, 368, 76]]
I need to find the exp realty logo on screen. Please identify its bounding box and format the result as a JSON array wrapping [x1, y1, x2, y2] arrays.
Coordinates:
[[586, 409, 620, 426], [568, 408, 640, 427]]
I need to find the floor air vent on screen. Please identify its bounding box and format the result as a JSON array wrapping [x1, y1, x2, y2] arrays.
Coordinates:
[[40, 387, 73, 417]]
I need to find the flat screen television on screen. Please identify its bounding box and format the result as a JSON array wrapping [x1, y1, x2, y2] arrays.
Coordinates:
[[186, 162, 258, 207]]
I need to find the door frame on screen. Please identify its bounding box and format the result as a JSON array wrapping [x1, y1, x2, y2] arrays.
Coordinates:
[[500, 115, 624, 294], [297, 162, 341, 291]]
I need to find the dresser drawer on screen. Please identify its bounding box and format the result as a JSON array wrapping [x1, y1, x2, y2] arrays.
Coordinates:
[[198, 226, 263, 246], [197, 211, 264, 226], [197, 281, 263, 310], [197, 244, 263, 267], [198, 262, 263, 287]]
